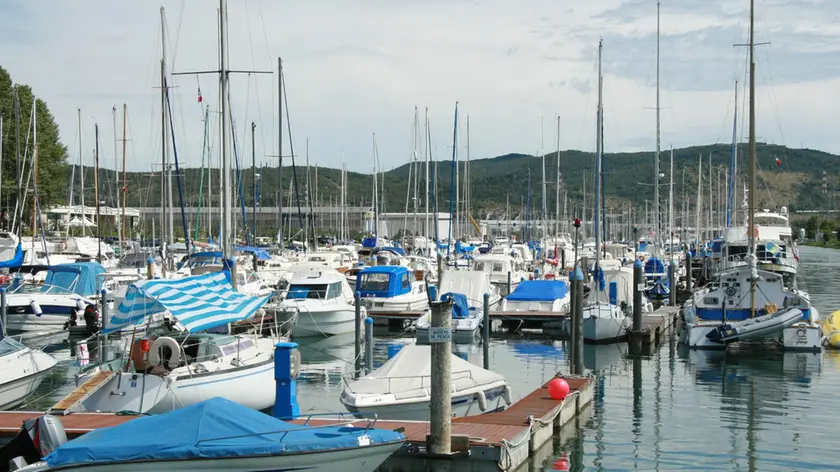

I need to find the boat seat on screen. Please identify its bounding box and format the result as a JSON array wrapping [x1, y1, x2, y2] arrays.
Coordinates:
[[393, 388, 428, 401]]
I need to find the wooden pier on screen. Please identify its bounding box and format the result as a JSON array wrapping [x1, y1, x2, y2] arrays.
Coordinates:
[[0, 411, 137, 440], [628, 306, 679, 354], [292, 376, 594, 471]]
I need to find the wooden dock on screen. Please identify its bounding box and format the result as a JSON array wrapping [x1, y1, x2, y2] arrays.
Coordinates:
[[0, 411, 137, 440], [628, 306, 679, 354], [292, 376, 594, 471]]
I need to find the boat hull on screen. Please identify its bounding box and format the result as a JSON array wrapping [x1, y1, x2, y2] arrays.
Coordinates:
[[18, 441, 404, 472], [279, 305, 362, 337], [0, 349, 56, 410], [582, 315, 629, 343], [342, 386, 508, 422]]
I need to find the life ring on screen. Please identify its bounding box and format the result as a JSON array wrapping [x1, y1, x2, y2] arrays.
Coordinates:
[[148, 336, 181, 370], [747, 225, 759, 239]]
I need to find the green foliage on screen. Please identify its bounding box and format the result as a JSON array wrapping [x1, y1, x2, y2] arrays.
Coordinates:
[[0, 66, 68, 216]]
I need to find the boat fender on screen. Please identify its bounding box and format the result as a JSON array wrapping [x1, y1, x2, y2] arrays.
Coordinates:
[[503, 385, 513, 405], [476, 390, 488, 411], [29, 299, 42, 316], [148, 336, 181, 370]]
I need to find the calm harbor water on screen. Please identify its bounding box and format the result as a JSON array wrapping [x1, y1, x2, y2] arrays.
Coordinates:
[[17, 245, 840, 471]]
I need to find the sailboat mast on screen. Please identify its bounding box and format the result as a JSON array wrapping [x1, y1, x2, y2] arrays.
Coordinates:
[[219, 0, 232, 262], [541, 116, 547, 241], [747, 0, 757, 316], [555, 116, 561, 236], [654, 0, 661, 246], [159, 7, 168, 246], [121, 104, 127, 253], [94, 123, 101, 261], [424, 108, 430, 240], [594, 39, 603, 268], [277, 57, 283, 244]]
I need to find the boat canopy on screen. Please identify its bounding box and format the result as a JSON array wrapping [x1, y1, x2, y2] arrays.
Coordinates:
[[345, 344, 504, 399], [103, 271, 269, 334], [357, 266, 412, 298], [43, 397, 404, 468], [506, 280, 568, 302], [44, 262, 105, 297], [0, 243, 23, 269], [440, 292, 470, 319], [234, 245, 271, 261]]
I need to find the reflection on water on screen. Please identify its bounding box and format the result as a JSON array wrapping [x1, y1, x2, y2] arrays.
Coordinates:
[[13, 247, 840, 471]]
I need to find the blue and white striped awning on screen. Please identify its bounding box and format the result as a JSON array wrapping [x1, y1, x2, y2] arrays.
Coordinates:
[[103, 272, 270, 334]]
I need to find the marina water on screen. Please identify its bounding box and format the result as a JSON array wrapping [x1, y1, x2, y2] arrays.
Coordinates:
[[19, 246, 839, 471]]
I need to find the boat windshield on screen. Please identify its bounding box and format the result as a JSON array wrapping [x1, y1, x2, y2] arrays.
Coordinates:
[[8, 281, 76, 296], [0, 337, 26, 356], [359, 273, 390, 293], [287, 284, 328, 300]]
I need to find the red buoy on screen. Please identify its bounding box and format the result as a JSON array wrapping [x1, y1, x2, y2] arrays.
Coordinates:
[[548, 378, 570, 400]]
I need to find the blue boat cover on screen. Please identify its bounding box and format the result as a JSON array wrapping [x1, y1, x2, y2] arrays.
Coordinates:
[[373, 246, 406, 257], [44, 263, 105, 297], [644, 257, 665, 275], [0, 243, 23, 269], [362, 236, 377, 248], [441, 292, 470, 319], [233, 245, 271, 261], [44, 397, 405, 468], [357, 265, 411, 298], [506, 280, 569, 302], [103, 272, 270, 334]]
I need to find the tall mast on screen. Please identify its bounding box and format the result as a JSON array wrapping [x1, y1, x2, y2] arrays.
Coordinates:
[[594, 39, 603, 269], [111, 105, 118, 210], [669, 147, 674, 247], [424, 108, 430, 239], [219, 0, 232, 261], [159, 6, 168, 245], [94, 124, 101, 261], [654, 0, 661, 246], [372, 133, 379, 238], [555, 115, 561, 236], [540, 116, 546, 241], [277, 57, 283, 244], [747, 0, 757, 316], [121, 104, 127, 253], [251, 121, 257, 243]]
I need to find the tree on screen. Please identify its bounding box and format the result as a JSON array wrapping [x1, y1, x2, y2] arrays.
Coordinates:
[[0, 66, 68, 230]]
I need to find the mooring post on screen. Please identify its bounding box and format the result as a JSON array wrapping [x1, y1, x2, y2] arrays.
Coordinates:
[[573, 267, 584, 375], [428, 299, 453, 457], [0, 287, 6, 337], [560, 246, 566, 271], [100, 289, 109, 362], [436, 255, 444, 299], [252, 252, 259, 272], [686, 251, 693, 294], [146, 255, 155, 280], [630, 258, 644, 353], [506, 270, 512, 296], [668, 259, 676, 307], [569, 268, 578, 372], [364, 317, 374, 374], [483, 292, 490, 370], [354, 291, 362, 379]]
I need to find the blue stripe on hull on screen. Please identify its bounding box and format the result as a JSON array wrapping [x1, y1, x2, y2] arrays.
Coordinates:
[[697, 307, 812, 322]]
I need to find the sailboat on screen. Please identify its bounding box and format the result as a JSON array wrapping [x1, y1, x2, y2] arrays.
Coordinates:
[[679, 0, 819, 350]]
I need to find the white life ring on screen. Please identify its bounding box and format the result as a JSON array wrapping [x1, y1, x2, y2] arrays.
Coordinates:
[[148, 336, 181, 370]]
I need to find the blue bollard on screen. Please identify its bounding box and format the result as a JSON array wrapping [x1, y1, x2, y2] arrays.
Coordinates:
[[273, 341, 300, 419]]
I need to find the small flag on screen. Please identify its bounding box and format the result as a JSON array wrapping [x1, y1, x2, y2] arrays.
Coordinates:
[[197, 86, 203, 103], [775, 157, 781, 167], [766, 241, 782, 255]]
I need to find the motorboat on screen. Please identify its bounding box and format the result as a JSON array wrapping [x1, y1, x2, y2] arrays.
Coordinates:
[[680, 265, 820, 350], [415, 293, 480, 343], [471, 254, 525, 296], [304, 251, 354, 273], [357, 266, 429, 314], [56, 271, 277, 415], [0, 334, 57, 410], [272, 265, 365, 337], [415, 271, 500, 343], [500, 279, 571, 313], [340, 344, 512, 421], [580, 302, 630, 343], [8, 397, 405, 472]]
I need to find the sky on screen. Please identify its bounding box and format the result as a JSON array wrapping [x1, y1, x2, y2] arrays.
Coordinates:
[[2, 0, 839, 173]]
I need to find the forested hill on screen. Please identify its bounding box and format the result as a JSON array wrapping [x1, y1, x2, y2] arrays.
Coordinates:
[[70, 143, 840, 217]]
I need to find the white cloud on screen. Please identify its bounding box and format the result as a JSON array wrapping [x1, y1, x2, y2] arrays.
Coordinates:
[[1, 0, 838, 175]]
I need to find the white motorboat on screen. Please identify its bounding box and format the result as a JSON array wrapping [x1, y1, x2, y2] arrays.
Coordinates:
[[4, 282, 93, 333], [500, 279, 571, 313], [472, 254, 525, 296], [273, 264, 365, 337], [414, 271, 499, 342], [59, 271, 277, 415], [340, 344, 512, 421], [0, 335, 57, 410], [9, 398, 405, 472], [357, 265, 428, 314]]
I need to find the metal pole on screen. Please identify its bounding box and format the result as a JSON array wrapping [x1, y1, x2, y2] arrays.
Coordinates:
[[0, 287, 6, 337], [364, 317, 374, 374], [354, 291, 362, 379], [429, 300, 452, 456], [686, 251, 693, 294], [573, 267, 583, 375], [631, 258, 643, 353], [482, 292, 490, 370], [146, 256, 155, 280], [100, 289, 109, 362], [569, 268, 578, 371], [668, 259, 676, 306], [506, 271, 512, 297]]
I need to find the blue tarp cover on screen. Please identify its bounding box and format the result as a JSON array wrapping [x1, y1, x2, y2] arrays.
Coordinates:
[[506, 280, 569, 302], [44, 397, 404, 467], [0, 243, 23, 269], [233, 245, 271, 261], [44, 262, 104, 297], [644, 257, 665, 275], [441, 292, 470, 319]]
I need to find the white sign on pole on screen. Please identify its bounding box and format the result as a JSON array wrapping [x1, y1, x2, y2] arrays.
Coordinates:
[[428, 327, 452, 343]]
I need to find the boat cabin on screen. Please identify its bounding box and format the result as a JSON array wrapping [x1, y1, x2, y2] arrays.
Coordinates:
[[357, 266, 415, 298]]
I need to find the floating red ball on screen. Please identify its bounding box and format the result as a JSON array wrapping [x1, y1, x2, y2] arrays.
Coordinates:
[[548, 378, 570, 400]]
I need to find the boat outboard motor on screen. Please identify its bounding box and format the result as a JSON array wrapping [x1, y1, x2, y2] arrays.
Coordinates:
[[0, 415, 67, 471], [82, 303, 100, 335]]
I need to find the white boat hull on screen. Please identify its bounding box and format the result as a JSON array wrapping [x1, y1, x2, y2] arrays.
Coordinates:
[[582, 315, 630, 343], [780, 322, 822, 351], [0, 348, 57, 410], [18, 442, 404, 472], [343, 386, 508, 422]]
